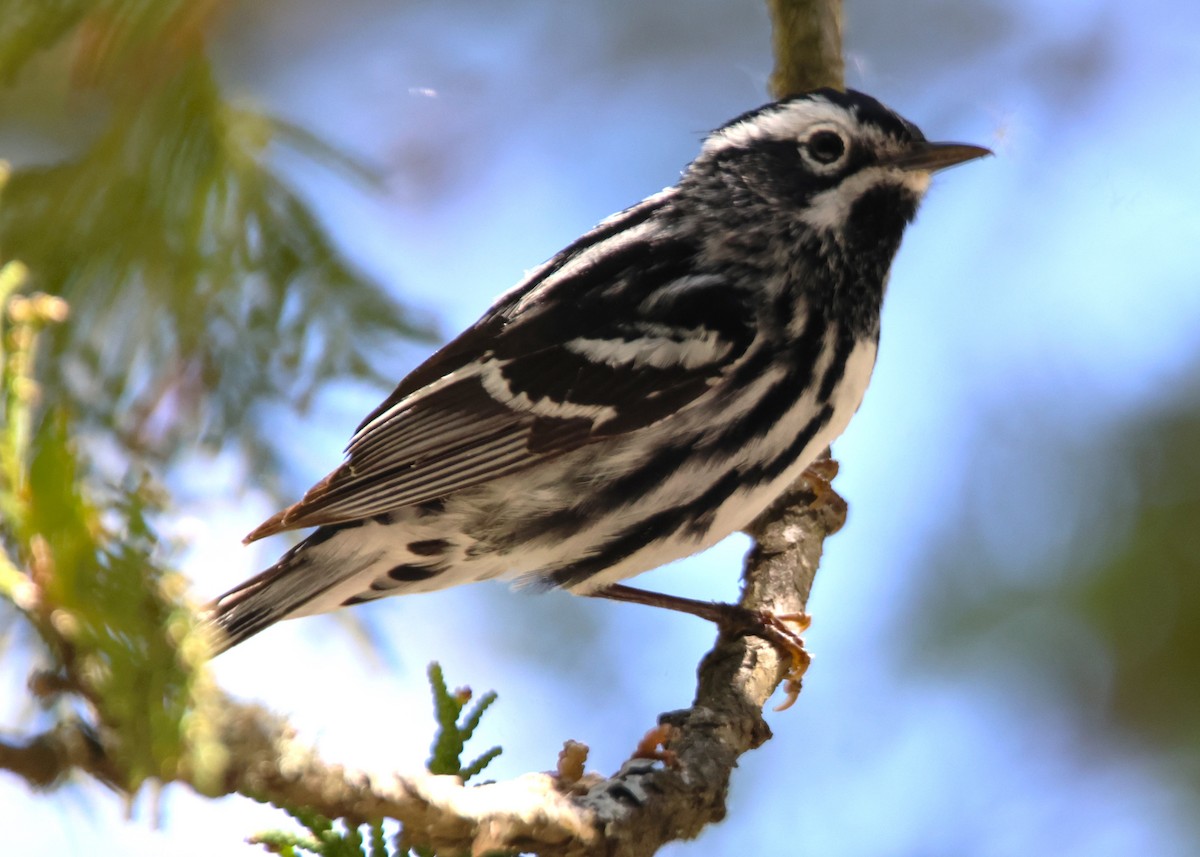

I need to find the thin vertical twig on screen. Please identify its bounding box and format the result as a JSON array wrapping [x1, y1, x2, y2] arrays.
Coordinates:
[[766, 0, 845, 96]]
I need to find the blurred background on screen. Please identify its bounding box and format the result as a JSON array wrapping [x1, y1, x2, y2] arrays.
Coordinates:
[[2, 0, 1199, 854]]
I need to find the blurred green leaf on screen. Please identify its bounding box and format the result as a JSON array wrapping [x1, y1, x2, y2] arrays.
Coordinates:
[[0, 1, 86, 83], [0, 1, 434, 486], [913, 382, 1200, 798], [1073, 408, 1200, 751], [1, 280, 227, 793], [0, 0, 427, 800]]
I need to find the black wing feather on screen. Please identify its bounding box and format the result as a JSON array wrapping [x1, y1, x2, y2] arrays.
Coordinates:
[[351, 189, 676, 434], [245, 215, 757, 542]]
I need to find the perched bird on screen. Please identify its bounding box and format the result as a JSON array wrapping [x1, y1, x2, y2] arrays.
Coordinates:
[[211, 88, 989, 655]]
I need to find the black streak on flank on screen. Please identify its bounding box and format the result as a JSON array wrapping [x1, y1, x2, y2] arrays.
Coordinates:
[[388, 564, 441, 582], [503, 440, 695, 550], [816, 330, 856, 403], [549, 405, 834, 589], [303, 523, 354, 550], [407, 538, 451, 557], [698, 312, 824, 466]]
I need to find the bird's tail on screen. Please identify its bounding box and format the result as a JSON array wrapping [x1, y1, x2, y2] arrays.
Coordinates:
[[206, 525, 371, 653]]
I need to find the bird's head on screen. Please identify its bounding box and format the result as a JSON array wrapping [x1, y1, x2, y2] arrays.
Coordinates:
[[687, 88, 991, 250]]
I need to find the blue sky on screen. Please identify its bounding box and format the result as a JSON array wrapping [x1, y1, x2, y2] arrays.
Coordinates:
[[6, 1, 1200, 854]]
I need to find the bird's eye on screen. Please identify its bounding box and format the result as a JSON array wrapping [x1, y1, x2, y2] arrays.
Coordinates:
[[806, 130, 846, 165]]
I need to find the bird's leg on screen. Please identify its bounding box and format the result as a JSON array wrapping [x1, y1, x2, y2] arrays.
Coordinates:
[[589, 583, 811, 710]]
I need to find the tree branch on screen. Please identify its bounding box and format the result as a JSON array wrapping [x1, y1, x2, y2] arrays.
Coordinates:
[[0, 471, 845, 856], [766, 0, 846, 95], [222, 472, 845, 857], [0, 721, 123, 791]]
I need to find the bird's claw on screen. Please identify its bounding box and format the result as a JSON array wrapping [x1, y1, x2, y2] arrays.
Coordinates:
[[756, 610, 812, 711], [801, 458, 847, 531], [715, 607, 812, 712]]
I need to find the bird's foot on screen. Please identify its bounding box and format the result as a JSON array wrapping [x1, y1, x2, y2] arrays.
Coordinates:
[[591, 584, 812, 711], [715, 606, 811, 711], [799, 456, 847, 533], [802, 455, 844, 504], [767, 612, 812, 711]]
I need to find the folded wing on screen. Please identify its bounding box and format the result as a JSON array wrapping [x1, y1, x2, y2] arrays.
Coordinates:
[[245, 231, 757, 542]]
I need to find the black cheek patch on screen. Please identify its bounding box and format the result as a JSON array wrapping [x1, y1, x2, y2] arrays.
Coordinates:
[[845, 184, 920, 249]]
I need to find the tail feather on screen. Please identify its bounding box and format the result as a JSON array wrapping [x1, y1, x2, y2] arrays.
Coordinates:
[[207, 565, 295, 653], [207, 514, 467, 652], [207, 524, 373, 653]]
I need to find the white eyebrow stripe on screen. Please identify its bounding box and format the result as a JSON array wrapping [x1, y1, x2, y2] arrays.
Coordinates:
[[700, 99, 897, 159]]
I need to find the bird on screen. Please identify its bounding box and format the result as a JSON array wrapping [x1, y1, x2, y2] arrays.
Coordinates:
[[209, 88, 989, 662]]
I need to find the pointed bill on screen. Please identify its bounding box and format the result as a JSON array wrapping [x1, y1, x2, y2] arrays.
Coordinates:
[[883, 141, 993, 173]]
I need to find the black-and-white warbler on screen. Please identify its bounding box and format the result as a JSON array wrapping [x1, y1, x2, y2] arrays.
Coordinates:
[[211, 88, 988, 653]]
